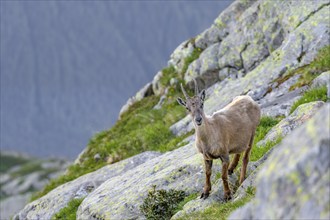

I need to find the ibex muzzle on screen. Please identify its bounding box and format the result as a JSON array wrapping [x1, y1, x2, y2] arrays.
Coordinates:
[[177, 79, 205, 126]]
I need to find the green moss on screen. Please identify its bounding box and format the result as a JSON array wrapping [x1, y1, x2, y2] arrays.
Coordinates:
[[177, 187, 255, 220], [140, 186, 186, 220], [290, 86, 328, 114], [52, 198, 84, 220], [275, 45, 330, 90]]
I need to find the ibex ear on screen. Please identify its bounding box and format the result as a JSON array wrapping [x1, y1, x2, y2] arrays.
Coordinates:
[[200, 90, 206, 101], [177, 97, 186, 107]]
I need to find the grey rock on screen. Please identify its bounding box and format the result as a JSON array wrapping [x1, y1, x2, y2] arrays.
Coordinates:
[[260, 74, 303, 117], [93, 153, 101, 161], [185, 43, 220, 86], [119, 83, 154, 118], [184, 0, 329, 90], [229, 104, 330, 220], [168, 40, 195, 73], [152, 71, 164, 96], [172, 174, 239, 220], [195, 0, 255, 49], [312, 71, 330, 97], [14, 151, 161, 220], [172, 143, 276, 219], [77, 143, 206, 219], [173, 2, 330, 134], [247, 85, 269, 101], [258, 101, 325, 146]]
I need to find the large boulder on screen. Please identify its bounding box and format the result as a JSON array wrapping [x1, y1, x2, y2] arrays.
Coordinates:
[[171, 1, 330, 135], [76, 141, 207, 219], [184, 0, 330, 85], [14, 151, 161, 220], [229, 104, 330, 220]]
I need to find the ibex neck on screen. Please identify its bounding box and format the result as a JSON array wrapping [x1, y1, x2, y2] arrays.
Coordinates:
[[194, 114, 210, 135]]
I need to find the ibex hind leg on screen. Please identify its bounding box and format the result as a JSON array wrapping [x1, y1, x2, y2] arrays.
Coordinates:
[[228, 154, 240, 175], [239, 132, 255, 185]]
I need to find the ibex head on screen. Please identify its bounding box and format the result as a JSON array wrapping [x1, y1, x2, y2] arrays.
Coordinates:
[[177, 79, 206, 126]]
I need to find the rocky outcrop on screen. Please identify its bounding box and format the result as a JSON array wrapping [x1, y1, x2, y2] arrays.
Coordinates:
[[229, 104, 330, 220], [13, 151, 161, 220], [170, 0, 330, 136], [77, 141, 205, 219]]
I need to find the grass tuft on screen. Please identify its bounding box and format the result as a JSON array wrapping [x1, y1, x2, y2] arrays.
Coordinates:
[[275, 45, 330, 90], [250, 116, 281, 161], [52, 198, 84, 220], [290, 86, 328, 114], [140, 186, 186, 220], [181, 47, 203, 77]]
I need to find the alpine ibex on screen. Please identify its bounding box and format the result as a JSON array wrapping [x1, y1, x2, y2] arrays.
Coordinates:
[[177, 80, 260, 200]]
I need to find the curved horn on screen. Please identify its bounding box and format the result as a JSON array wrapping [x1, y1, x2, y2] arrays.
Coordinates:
[[180, 83, 189, 99], [193, 78, 199, 96]]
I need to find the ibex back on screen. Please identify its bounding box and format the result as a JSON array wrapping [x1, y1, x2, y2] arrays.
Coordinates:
[[177, 80, 260, 200]]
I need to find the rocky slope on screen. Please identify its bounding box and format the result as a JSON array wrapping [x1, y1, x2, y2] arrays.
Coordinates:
[[14, 0, 330, 219], [0, 152, 69, 219]]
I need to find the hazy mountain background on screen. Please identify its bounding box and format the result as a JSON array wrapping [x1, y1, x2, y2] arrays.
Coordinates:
[[1, 1, 232, 159]]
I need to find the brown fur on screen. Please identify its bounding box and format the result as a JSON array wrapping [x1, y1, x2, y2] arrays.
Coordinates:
[[178, 85, 260, 201]]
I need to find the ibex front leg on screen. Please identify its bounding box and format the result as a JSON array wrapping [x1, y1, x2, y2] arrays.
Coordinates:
[[220, 155, 231, 201], [201, 159, 212, 199]]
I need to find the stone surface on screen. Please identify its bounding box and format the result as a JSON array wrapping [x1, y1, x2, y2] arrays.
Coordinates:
[[184, 0, 330, 88], [172, 141, 276, 219], [260, 74, 304, 117], [229, 104, 330, 220], [14, 151, 161, 220], [77, 142, 207, 220], [168, 40, 194, 73], [258, 101, 325, 146], [172, 2, 330, 135]]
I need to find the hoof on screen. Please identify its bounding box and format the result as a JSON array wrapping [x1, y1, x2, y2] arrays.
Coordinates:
[[200, 192, 210, 200], [224, 191, 232, 201]]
